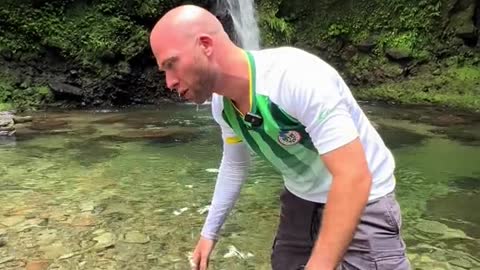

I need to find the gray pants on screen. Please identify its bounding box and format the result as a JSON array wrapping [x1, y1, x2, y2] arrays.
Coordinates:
[[271, 188, 411, 270]]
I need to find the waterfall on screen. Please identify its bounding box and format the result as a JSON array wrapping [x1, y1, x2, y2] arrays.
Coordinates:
[[215, 0, 261, 50]]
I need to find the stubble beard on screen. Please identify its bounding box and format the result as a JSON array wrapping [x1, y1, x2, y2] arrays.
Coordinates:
[[193, 65, 215, 104]]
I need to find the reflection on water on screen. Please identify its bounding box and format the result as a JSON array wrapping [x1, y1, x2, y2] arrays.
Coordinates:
[[0, 102, 479, 269]]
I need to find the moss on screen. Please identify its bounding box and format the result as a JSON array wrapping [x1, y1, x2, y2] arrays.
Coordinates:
[[0, 103, 13, 111], [354, 65, 480, 112], [0, 74, 53, 112]]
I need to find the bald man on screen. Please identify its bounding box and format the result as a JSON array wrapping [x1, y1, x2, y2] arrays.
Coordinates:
[[150, 5, 410, 270]]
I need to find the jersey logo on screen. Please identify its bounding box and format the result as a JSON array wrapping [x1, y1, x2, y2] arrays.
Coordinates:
[[278, 130, 302, 146]]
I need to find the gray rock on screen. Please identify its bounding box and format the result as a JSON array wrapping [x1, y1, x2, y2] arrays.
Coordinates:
[[37, 229, 58, 246], [79, 201, 95, 212], [0, 112, 15, 137], [0, 130, 15, 136], [0, 125, 14, 132], [15, 218, 48, 232], [49, 81, 83, 97], [448, 0, 478, 41], [122, 231, 150, 244], [416, 219, 473, 240], [355, 35, 378, 53], [386, 47, 412, 60], [450, 258, 473, 268], [416, 220, 449, 234], [0, 256, 15, 264], [93, 229, 106, 235], [0, 112, 14, 127], [39, 242, 69, 259], [1, 216, 25, 227], [93, 232, 116, 250], [13, 115, 32, 123]]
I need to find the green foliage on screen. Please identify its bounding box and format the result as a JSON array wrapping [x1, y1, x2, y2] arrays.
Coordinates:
[[261, 0, 444, 59], [0, 102, 13, 111], [354, 65, 480, 112], [326, 23, 350, 39], [0, 75, 53, 111], [0, 0, 177, 71], [257, 0, 294, 46], [451, 66, 480, 82], [380, 32, 418, 52]]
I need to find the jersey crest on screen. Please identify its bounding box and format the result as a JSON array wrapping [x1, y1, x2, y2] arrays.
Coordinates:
[[278, 130, 302, 146]]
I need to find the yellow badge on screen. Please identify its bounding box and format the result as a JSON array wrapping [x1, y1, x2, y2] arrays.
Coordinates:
[[226, 136, 242, 144]]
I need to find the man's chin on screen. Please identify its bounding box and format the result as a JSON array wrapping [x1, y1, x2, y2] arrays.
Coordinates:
[[192, 99, 209, 105], [192, 95, 212, 105]]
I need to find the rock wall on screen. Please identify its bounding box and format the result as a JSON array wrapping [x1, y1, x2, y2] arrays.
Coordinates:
[[256, 0, 480, 111], [0, 0, 479, 111]]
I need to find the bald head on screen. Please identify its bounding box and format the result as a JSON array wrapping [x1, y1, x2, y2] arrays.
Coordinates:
[[152, 5, 224, 37], [150, 5, 229, 64], [148, 5, 246, 104]]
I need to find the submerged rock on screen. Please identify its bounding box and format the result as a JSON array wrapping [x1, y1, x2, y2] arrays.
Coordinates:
[[70, 214, 96, 227], [1, 216, 26, 227], [29, 118, 70, 131], [79, 201, 95, 212], [93, 232, 116, 249], [450, 258, 473, 268], [122, 231, 149, 244], [431, 125, 480, 146], [96, 126, 200, 144], [415, 219, 474, 240], [25, 260, 50, 270], [39, 241, 69, 259]]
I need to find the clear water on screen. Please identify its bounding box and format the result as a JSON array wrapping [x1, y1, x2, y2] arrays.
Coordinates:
[[0, 102, 479, 269]]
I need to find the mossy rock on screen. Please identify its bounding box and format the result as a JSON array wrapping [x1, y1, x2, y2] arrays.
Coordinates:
[[448, 0, 478, 41], [386, 46, 413, 60]]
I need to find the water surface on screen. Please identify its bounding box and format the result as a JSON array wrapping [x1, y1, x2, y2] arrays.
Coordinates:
[[0, 102, 479, 269]]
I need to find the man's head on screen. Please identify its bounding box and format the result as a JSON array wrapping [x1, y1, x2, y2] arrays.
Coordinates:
[[150, 5, 231, 104]]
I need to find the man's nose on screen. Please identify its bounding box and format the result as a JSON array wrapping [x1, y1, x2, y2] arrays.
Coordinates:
[[165, 72, 179, 91]]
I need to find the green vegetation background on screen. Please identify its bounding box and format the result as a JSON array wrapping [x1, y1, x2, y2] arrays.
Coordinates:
[[0, 0, 479, 112]]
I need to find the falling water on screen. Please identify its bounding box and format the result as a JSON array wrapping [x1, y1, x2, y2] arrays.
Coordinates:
[[215, 0, 261, 50]]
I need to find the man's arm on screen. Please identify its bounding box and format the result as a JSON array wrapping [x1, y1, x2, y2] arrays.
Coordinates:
[[192, 128, 250, 270], [306, 138, 372, 269], [278, 50, 372, 269], [201, 97, 251, 240], [200, 137, 250, 240]]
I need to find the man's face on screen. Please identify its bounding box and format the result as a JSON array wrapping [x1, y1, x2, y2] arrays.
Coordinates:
[[156, 39, 215, 104]]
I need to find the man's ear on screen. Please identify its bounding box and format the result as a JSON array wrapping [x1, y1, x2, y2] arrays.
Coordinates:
[[198, 35, 213, 56]]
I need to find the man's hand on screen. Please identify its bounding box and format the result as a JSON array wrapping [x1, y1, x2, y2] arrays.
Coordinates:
[[306, 137, 372, 269], [191, 236, 216, 270]]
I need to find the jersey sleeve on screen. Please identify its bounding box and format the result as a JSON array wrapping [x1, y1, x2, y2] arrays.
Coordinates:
[[281, 57, 359, 155], [200, 95, 250, 240]]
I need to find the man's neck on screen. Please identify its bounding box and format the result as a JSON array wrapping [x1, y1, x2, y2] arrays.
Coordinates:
[[213, 46, 250, 113]]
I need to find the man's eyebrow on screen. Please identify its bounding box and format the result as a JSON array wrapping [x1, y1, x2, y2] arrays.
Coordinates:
[[160, 56, 178, 69]]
